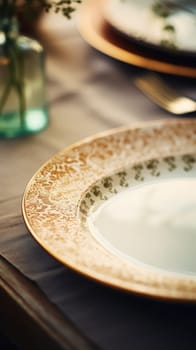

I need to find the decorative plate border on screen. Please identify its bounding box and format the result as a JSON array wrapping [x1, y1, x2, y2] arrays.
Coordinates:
[[22, 119, 196, 302], [79, 153, 196, 220]]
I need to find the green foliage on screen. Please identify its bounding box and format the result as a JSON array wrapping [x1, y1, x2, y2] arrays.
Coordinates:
[[0, 0, 82, 20]]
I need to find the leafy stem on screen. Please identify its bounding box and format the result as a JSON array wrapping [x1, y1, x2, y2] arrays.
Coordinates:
[[0, 20, 26, 126], [8, 41, 26, 126], [0, 75, 12, 113]]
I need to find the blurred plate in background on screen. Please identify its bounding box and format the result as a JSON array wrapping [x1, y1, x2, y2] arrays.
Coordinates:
[[78, 0, 196, 77], [104, 0, 196, 58]]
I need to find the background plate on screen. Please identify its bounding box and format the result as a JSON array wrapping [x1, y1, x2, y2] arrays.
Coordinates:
[[78, 0, 196, 77], [104, 0, 196, 57]]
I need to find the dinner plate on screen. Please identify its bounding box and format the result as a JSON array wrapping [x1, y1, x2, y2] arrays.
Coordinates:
[[104, 0, 196, 57], [77, 0, 196, 78], [22, 119, 196, 302]]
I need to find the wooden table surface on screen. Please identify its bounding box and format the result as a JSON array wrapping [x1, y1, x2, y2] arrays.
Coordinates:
[[1, 8, 196, 350]]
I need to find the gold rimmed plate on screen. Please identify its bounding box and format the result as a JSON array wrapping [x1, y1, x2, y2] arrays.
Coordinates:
[[77, 0, 196, 78], [23, 119, 196, 302], [104, 0, 196, 58]]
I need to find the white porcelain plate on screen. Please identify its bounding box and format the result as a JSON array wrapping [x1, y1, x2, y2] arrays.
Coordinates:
[[22, 119, 196, 302], [104, 0, 196, 56]]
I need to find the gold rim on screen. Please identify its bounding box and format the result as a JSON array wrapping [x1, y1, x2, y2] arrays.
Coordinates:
[[78, 0, 196, 78]]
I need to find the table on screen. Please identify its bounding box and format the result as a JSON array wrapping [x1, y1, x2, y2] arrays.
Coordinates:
[[1, 9, 196, 350]]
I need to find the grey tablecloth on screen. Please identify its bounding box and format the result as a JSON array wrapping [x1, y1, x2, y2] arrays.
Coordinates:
[[1, 11, 196, 350]]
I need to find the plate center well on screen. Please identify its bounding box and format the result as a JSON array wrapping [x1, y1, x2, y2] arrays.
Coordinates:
[[88, 178, 196, 276]]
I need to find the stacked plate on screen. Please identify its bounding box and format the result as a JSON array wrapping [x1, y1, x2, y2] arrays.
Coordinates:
[[78, 0, 196, 77]]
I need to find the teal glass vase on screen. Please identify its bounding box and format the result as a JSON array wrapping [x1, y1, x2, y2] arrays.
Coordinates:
[[0, 17, 48, 138]]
